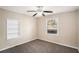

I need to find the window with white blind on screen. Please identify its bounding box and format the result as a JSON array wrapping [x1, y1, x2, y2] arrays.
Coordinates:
[[7, 19, 19, 39]]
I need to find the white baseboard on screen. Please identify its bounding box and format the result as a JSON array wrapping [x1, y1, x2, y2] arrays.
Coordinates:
[[0, 39, 36, 51], [40, 39, 78, 50]]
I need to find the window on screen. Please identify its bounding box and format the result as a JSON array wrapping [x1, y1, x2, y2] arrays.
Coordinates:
[[7, 19, 19, 39], [47, 17, 58, 34]]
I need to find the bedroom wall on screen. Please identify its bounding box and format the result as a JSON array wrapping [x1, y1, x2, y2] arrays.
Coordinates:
[[0, 10, 4, 49], [37, 11, 78, 49], [76, 10, 79, 50], [0, 8, 37, 50]]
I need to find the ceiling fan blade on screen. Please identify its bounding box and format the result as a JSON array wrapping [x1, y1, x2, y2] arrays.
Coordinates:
[[43, 11, 53, 13], [33, 13, 37, 16], [42, 13, 45, 16], [27, 10, 36, 12]]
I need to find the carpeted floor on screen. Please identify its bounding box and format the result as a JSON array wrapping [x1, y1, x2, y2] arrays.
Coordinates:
[[0, 39, 78, 53]]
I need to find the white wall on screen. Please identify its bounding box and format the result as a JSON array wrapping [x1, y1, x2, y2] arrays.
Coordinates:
[[37, 11, 78, 49], [0, 9, 37, 50], [0, 11, 3, 49], [76, 10, 79, 50]]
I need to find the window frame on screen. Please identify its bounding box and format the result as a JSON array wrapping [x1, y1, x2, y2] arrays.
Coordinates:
[[46, 16, 59, 36], [7, 18, 20, 40]]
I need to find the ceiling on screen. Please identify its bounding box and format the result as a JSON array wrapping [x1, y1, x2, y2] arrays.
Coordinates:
[[0, 6, 79, 17]]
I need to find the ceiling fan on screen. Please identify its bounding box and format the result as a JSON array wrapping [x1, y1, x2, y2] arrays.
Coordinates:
[[27, 6, 53, 17]]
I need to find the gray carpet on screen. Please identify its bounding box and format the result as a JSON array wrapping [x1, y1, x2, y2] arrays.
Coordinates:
[[0, 39, 78, 53]]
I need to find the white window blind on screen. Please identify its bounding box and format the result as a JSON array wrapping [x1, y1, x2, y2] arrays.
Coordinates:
[[7, 19, 19, 39]]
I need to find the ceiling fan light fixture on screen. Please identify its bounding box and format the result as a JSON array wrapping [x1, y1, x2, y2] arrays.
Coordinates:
[[27, 6, 53, 17], [37, 6, 43, 9], [36, 6, 43, 12]]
